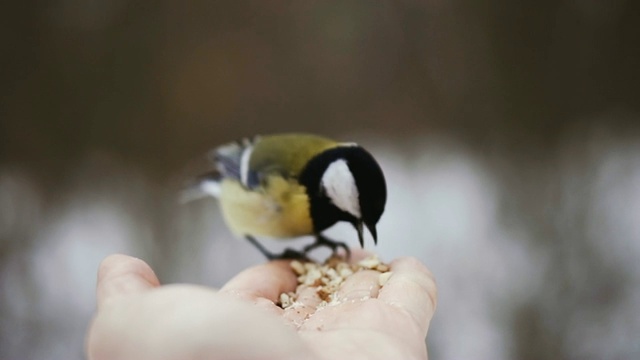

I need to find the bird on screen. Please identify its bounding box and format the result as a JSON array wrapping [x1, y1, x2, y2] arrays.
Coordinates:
[[183, 133, 387, 260]]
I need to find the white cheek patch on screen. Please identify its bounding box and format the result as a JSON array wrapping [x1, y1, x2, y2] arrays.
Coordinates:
[[321, 159, 361, 218]]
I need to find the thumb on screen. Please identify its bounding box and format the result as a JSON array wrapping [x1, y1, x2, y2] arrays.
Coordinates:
[[96, 254, 160, 309]]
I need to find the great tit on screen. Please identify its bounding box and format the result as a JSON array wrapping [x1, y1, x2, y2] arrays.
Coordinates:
[[185, 133, 387, 260]]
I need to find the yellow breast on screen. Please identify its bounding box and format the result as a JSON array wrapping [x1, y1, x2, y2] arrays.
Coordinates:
[[218, 176, 314, 239]]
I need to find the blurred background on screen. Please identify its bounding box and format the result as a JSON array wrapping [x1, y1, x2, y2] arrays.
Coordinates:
[[1, 1, 640, 359]]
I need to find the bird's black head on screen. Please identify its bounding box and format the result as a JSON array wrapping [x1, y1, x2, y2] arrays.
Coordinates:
[[299, 144, 387, 247]]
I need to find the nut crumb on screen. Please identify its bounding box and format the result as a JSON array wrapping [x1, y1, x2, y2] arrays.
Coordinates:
[[375, 264, 390, 272], [279, 293, 292, 308], [357, 256, 381, 269], [317, 288, 331, 302], [378, 271, 393, 286], [279, 255, 391, 310], [290, 260, 306, 275]]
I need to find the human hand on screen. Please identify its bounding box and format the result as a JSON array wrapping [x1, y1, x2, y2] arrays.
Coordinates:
[[86, 252, 437, 360]]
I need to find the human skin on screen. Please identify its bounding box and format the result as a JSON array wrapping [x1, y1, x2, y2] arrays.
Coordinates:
[[86, 252, 437, 360]]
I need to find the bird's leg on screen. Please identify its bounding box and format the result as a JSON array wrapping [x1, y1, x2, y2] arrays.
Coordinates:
[[303, 234, 351, 259], [245, 235, 309, 261]]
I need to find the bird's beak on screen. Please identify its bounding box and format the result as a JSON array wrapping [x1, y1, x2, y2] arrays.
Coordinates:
[[355, 221, 365, 248], [355, 221, 378, 247], [366, 222, 378, 245]]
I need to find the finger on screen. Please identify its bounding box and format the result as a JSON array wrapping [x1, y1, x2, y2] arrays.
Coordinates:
[[88, 285, 312, 360], [347, 248, 374, 264], [220, 260, 298, 304], [377, 257, 437, 336], [334, 269, 381, 303], [96, 254, 160, 309], [282, 286, 321, 328]]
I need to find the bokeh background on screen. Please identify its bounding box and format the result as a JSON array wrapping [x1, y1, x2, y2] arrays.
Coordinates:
[[2, 1, 640, 359]]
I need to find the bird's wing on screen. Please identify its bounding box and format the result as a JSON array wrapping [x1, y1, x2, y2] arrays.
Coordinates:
[[211, 136, 260, 186], [179, 136, 258, 202], [247, 134, 338, 186], [182, 134, 337, 201]]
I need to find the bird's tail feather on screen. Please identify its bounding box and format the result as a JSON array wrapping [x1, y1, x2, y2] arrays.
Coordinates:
[[179, 172, 222, 203]]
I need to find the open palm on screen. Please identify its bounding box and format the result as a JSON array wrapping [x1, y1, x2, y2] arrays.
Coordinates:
[[87, 252, 437, 360]]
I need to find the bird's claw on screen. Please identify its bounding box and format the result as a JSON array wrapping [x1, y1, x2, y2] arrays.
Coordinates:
[[270, 248, 310, 261], [246, 235, 350, 262], [303, 235, 351, 260]]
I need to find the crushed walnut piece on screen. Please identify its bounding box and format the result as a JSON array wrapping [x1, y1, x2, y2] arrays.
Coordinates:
[[277, 255, 392, 310]]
